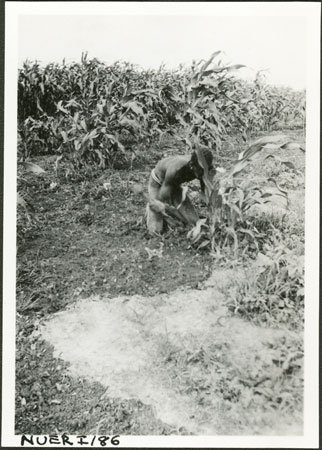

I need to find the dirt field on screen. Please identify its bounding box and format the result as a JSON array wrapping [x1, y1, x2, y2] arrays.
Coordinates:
[[16, 130, 305, 435]]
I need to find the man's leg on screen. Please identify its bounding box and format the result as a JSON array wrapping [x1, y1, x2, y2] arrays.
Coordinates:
[[147, 176, 164, 233], [146, 204, 164, 233]]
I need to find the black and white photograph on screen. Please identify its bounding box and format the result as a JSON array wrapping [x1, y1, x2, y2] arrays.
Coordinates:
[[2, 1, 320, 447]]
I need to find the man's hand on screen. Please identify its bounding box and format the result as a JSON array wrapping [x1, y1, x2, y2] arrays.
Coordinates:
[[149, 198, 168, 215]]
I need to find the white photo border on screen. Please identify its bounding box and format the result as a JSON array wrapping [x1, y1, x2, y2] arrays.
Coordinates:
[[3, 1, 320, 448]]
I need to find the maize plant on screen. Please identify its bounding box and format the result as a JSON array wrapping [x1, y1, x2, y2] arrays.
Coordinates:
[[18, 52, 306, 171], [189, 135, 305, 256]]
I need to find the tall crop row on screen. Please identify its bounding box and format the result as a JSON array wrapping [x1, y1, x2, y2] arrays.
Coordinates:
[[18, 54, 183, 166], [18, 52, 306, 169]]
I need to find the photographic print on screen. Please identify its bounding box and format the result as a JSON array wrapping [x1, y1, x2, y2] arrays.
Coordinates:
[[2, 1, 320, 448]]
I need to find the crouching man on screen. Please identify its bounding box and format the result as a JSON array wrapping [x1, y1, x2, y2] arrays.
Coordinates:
[[146, 148, 214, 233]]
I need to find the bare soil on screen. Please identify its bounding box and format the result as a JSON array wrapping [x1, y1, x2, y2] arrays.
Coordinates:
[[16, 130, 305, 435], [16, 158, 214, 435], [39, 271, 302, 435]]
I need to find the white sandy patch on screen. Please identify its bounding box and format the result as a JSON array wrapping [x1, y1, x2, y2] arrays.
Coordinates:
[[39, 268, 301, 435]]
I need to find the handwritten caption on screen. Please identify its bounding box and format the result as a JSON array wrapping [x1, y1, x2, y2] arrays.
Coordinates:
[[21, 434, 120, 446]]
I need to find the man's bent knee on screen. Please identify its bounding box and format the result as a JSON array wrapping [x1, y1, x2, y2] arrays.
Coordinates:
[[146, 205, 164, 233]]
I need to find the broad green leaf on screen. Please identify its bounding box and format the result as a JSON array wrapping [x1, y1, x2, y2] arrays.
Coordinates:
[[56, 100, 69, 114], [239, 228, 256, 240], [267, 177, 288, 197], [199, 51, 222, 73], [224, 64, 246, 72], [177, 186, 189, 210], [66, 99, 81, 108], [187, 218, 208, 243], [61, 130, 68, 143], [88, 129, 98, 140], [197, 240, 210, 250], [21, 161, 45, 174], [264, 154, 298, 171], [17, 192, 27, 208], [80, 120, 87, 131], [120, 117, 141, 130], [282, 142, 305, 152], [195, 147, 213, 201], [232, 136, 295, 176], [127, 101, 144, 116]]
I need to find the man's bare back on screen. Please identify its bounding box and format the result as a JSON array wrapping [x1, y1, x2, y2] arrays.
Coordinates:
[[146, 149, 214, 233]]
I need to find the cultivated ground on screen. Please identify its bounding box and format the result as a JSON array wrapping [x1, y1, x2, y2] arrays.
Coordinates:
[[16, 129, 305, 435]]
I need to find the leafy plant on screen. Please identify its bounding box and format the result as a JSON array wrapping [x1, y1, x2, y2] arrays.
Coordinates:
[[17, 161, 45, 247], [18, 53, 306, 172], [226, 240, 304, 327], [194, 135, 303, 249]]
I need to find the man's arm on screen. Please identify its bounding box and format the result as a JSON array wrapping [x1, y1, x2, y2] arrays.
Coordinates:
[[159, 181, 173, 203], [158, 165, 178, 203]]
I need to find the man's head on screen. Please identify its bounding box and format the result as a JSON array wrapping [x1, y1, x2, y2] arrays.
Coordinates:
[[190, 148, 214, 179]]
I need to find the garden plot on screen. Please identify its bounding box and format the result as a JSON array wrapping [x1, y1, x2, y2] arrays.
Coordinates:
[[16, 129, 305, 435], [39, 267, 303, 435]]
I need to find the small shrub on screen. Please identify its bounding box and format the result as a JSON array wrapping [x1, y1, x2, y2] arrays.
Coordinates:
[[17, 162, 45, 248], [226, 239, 304, 327], [188, 135, 304, 255]]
